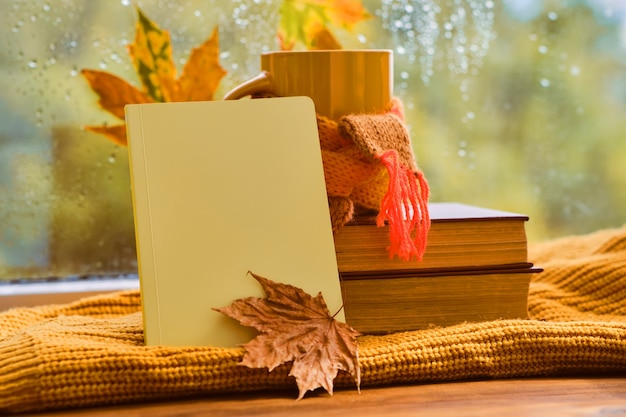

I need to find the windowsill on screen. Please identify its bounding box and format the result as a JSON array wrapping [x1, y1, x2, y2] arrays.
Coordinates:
[[0, 275, 139, 311]]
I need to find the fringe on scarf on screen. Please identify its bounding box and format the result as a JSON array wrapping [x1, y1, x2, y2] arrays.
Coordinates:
[[376, 149, 431, 261]]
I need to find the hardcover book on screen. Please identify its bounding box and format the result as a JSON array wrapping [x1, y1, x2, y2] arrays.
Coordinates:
[[125, 97, 344, 347], [335, 202, 530, 274], [335, 202, 539, 334], [341, 266, 542, 334]]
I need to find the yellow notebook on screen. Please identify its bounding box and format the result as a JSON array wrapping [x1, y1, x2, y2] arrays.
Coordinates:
[[125, 97, 344, 347]]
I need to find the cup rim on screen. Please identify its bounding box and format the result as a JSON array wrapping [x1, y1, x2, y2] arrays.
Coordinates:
[[261, 49, 392, 55]]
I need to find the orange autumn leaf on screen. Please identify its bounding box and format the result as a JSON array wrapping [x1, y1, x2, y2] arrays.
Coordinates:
[[174, 27, 227, 102], [81, 69, 153, 120], [82, 7, 226, 146], [81, 70, 153, 145], [214, 272, 360, 400], [278, 0, 370, 50], [309, 25, 342, 50], [83, 125, 129, 147]]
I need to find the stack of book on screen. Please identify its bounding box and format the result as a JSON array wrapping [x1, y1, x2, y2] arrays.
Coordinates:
[[335, 202, 541, 334]]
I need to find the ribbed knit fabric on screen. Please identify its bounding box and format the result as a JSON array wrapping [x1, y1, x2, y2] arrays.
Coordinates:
[[2, 226, 626, 413]]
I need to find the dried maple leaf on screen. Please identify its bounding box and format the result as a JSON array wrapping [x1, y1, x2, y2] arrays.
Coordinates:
[[215, 271, 360, 400], [82, 7, 226, 145], [278, 0, 371, 50]]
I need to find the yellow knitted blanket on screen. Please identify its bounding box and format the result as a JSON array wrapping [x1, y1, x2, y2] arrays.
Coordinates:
[[2, 226, 626, 413]]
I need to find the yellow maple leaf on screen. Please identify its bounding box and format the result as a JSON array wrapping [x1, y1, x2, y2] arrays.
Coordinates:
[[82, 7, 226, 146], [127, 8, 178, 102], [278, 0, 370, 50], [174, 27, 227, 102]]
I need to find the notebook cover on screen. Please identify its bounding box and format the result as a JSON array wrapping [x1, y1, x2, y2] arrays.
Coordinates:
[[125, 97, 344, 347]]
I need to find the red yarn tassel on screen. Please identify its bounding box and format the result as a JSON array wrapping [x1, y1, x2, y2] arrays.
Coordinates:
[[375, 150, 431, 261]]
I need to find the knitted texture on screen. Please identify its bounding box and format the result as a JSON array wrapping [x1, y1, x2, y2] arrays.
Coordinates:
[[319, 105, 430, 260], [2, 226, 626, 413]]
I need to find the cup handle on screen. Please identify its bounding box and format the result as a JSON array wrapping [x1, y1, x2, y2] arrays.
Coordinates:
[[223, 71, 273, 100]]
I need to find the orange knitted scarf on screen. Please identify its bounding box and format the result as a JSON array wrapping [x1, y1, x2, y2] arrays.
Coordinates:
[[318, 101, 430, 261]]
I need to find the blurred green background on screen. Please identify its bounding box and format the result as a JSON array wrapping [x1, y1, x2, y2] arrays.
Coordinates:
[[0, 0, 625, 279]]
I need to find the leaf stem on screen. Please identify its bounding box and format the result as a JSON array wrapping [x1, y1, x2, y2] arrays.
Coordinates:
[[331, 304, 345, 319]]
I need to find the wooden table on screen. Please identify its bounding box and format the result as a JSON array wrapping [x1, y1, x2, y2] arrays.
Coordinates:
[[29, 377, 626, 416]]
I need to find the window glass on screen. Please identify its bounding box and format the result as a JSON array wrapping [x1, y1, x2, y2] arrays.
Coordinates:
[[1, 0, 625, 280]]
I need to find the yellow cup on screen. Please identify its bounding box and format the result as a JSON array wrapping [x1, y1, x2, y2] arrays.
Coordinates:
[[223, 50, 393, 120]]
